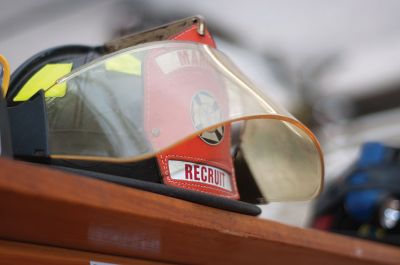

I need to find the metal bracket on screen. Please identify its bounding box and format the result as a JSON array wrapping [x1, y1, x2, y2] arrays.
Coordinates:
[[104, 15, 208, 53]]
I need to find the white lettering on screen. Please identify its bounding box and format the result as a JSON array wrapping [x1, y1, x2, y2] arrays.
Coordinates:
[[168, 160, 233, 192]]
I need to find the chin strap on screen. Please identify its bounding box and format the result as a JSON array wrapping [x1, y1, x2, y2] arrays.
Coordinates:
[[0, 54, 10, 96]]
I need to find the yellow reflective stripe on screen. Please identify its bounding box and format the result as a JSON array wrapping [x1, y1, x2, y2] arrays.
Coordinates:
[[0, 54, 10, 97], [105, 53, 141, 75], [13, 63, 72, 102], [45, 80, 69, 98]]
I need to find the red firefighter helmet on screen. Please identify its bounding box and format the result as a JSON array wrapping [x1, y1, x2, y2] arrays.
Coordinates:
[[6, 16, 324, 215]]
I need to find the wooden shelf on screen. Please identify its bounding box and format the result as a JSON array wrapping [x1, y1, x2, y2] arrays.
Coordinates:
[[0, 158, 399, 265], [0, 239, 169, 265]]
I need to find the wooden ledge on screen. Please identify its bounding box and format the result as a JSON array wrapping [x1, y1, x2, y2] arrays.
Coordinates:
[[0, 239, 170, 265], [0, 158, 398, 265]]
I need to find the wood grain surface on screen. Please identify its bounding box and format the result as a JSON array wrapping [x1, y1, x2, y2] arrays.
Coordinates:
[[0, 239, 170, 265], [0, 158, 399, 265]]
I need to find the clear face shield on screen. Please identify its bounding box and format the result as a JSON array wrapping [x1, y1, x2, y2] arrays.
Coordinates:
[[12, 41, 323, 202]]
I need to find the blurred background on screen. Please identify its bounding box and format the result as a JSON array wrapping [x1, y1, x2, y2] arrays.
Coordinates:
[[1, 0, 399, 244]]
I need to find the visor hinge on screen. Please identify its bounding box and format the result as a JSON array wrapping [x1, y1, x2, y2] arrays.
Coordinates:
[[192, 16, 206, 36]]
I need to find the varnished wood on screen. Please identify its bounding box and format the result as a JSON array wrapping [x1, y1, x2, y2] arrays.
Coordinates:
[[0, 158, 399, 265], [0, 239, 169, 265]]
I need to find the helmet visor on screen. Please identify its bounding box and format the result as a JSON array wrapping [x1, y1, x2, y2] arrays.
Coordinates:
[[31, 41, 323, 201]]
